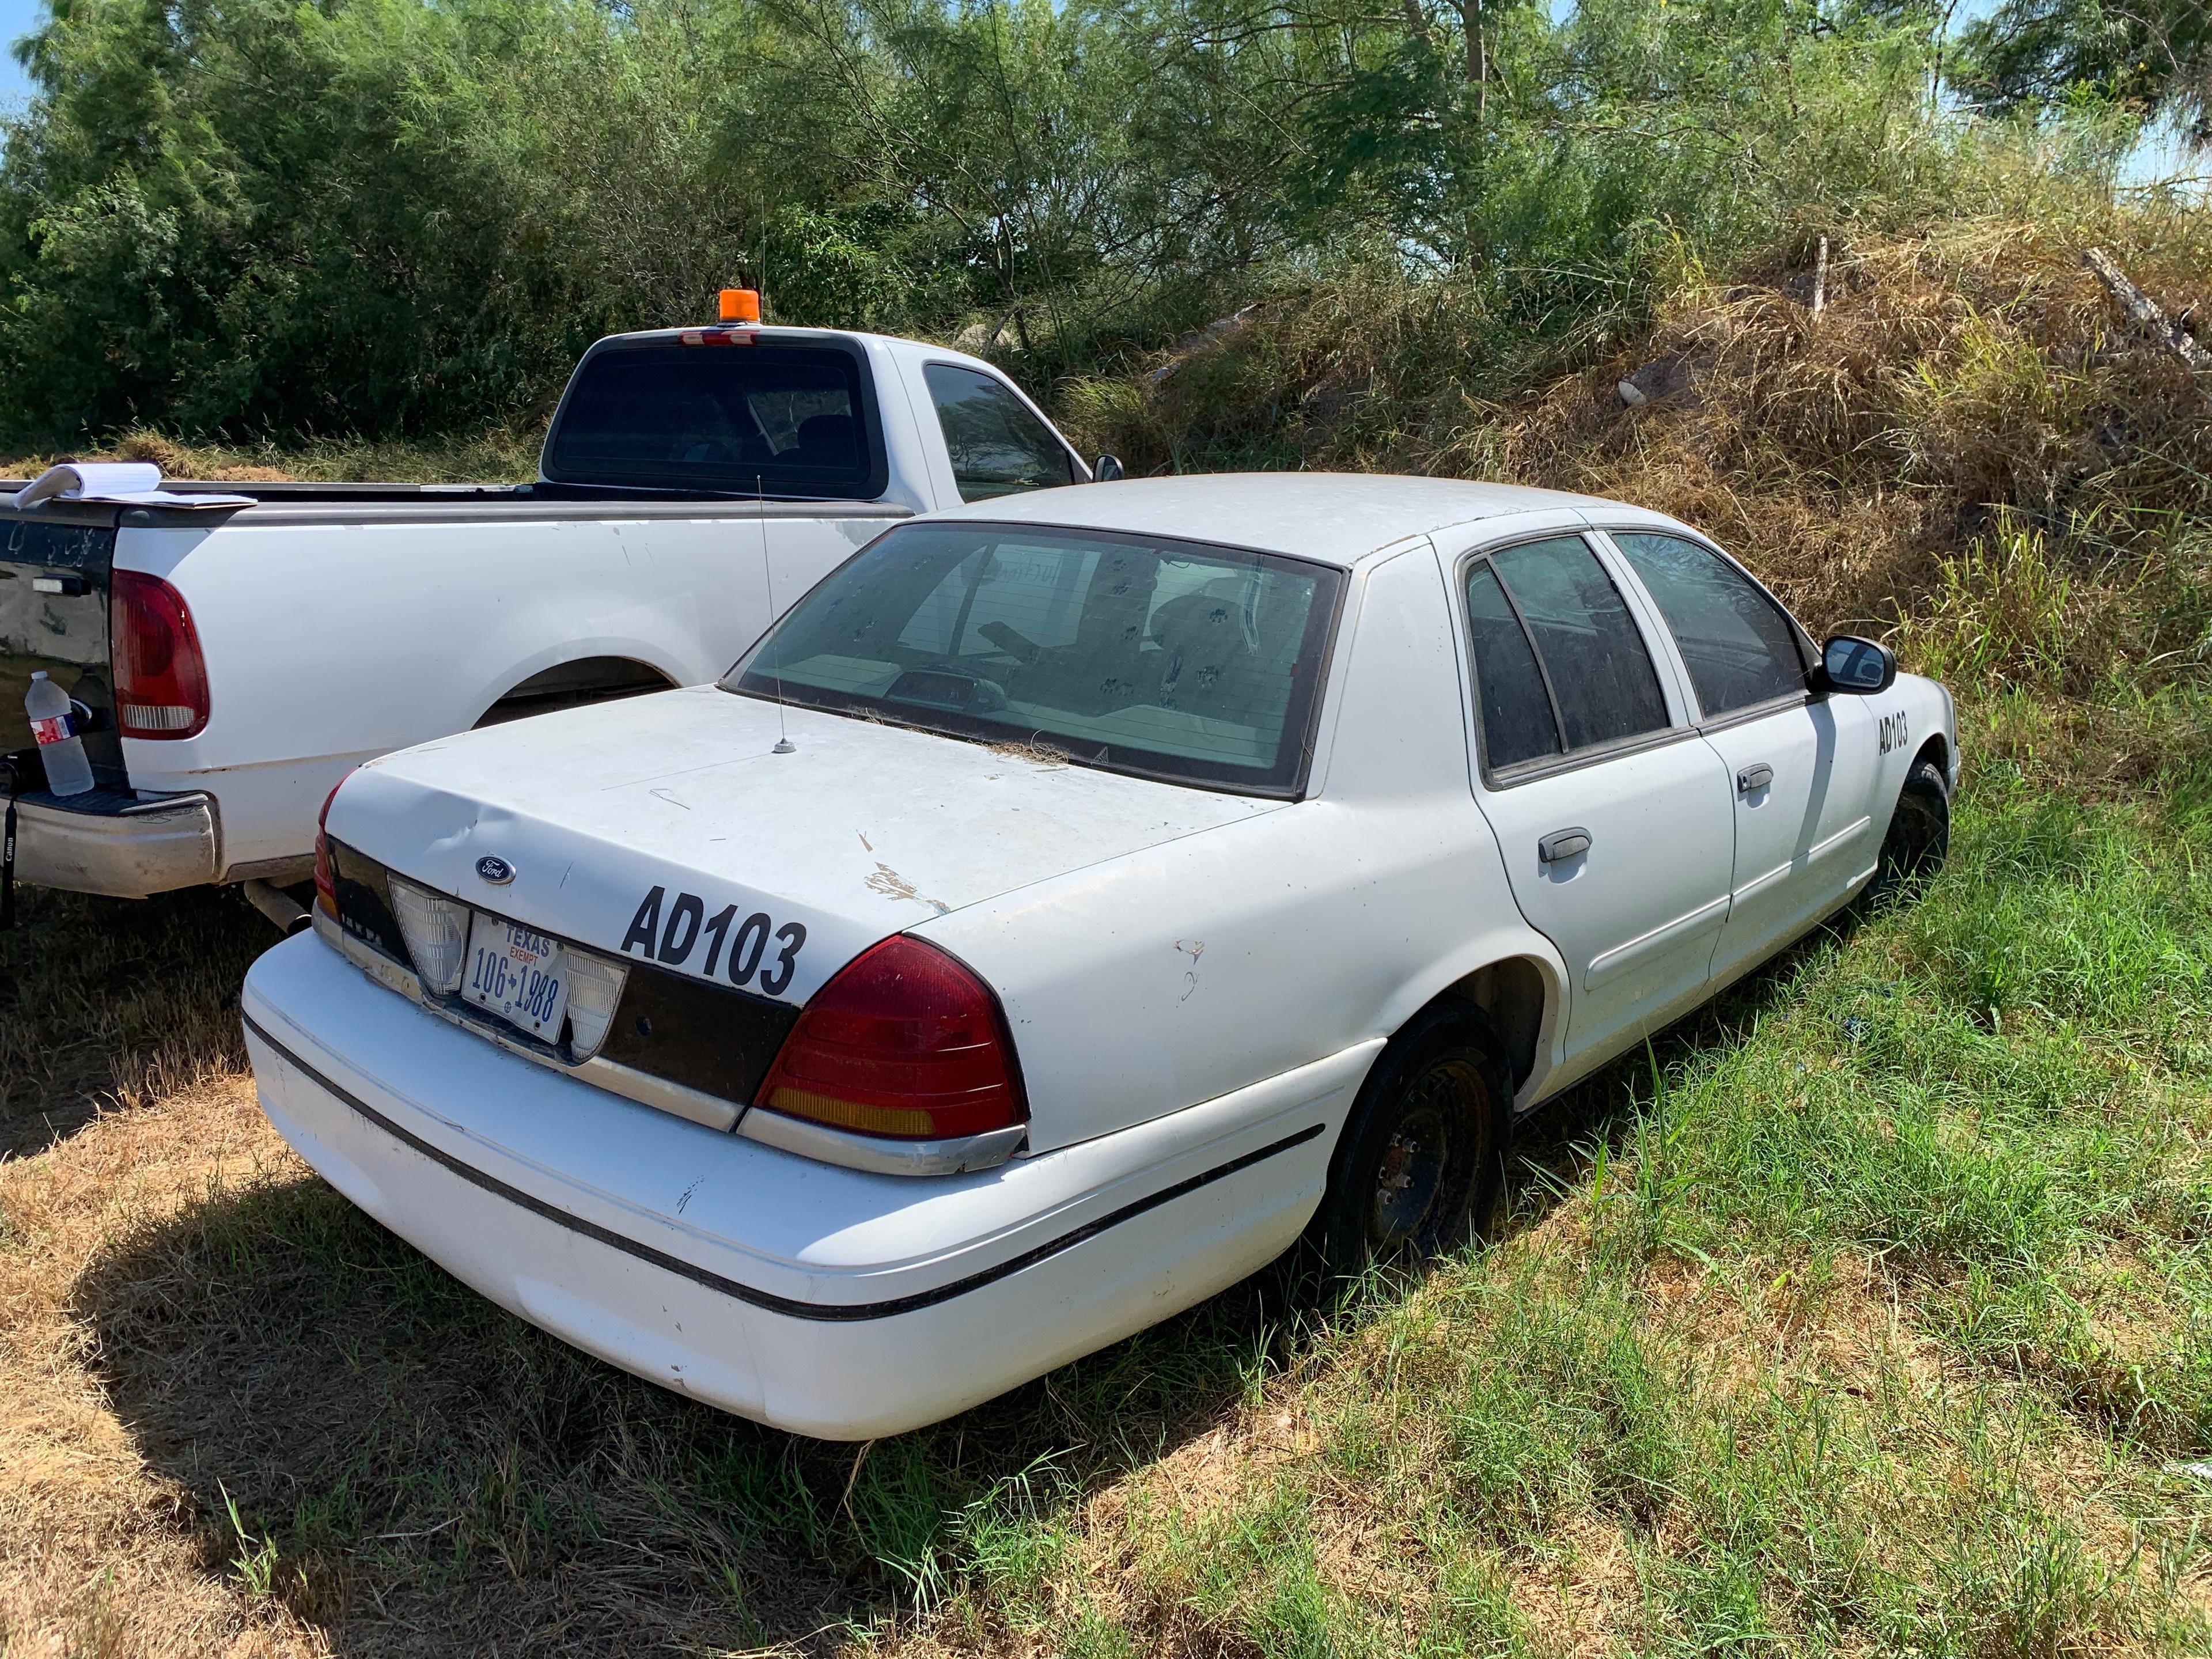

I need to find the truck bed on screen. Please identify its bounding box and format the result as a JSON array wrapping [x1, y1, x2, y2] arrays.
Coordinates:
[[0, 480, 916, 524]]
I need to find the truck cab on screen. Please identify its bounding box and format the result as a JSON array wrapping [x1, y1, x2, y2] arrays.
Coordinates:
[[2, 318, 1097, 908]]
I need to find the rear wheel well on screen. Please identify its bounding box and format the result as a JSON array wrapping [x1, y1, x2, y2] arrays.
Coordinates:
[[1434, 956, 1548, 1090], [476, 657, 676, 728]]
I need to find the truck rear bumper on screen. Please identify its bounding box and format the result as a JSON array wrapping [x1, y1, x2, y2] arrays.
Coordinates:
[[241, 931, 1364, 1438], [11, 786, 217, 897]]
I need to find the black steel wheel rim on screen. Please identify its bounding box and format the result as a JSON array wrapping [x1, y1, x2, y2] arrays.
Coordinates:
[[1366, 1056, 1485, 1253]]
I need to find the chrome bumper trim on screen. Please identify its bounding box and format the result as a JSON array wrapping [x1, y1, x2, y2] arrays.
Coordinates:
[[737, 1109, 1027, 1177], [12, 788, 218, 897]]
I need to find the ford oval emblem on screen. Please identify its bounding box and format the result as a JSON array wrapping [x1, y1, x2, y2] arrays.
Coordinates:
[[475, 855, 515, 885]]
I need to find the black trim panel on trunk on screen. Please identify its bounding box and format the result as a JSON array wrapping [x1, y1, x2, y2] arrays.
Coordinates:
[[326, 836, 799, 1107], [243, 1010, 1324, 1323]]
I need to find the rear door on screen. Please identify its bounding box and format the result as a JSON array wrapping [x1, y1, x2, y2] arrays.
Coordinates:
[[1445, 530, 1736, 1071], [1603, 529, 1879, 981]]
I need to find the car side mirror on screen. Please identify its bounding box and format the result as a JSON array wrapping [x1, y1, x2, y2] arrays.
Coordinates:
[[1820, 634, 1896, 695], [1091, 453, 1126, 483]]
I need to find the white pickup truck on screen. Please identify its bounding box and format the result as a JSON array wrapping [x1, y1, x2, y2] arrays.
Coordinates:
[[2, 313, 1101, 913]]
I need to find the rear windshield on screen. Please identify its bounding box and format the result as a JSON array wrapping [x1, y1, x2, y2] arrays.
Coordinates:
[[721, 522, 1344, 796], [543, 340, 882, 497]]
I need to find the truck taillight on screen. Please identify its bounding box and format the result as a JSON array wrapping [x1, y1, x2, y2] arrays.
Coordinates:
[[755, 936, 1026, 1142], [111, 570, 209, 739], [313, 778, 346, 919]]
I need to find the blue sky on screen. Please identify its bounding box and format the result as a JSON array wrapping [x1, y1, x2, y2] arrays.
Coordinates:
[[0, 0, 37, 111]]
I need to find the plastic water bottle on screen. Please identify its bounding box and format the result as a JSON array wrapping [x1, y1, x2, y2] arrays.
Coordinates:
[[25, 671, 94, 796]]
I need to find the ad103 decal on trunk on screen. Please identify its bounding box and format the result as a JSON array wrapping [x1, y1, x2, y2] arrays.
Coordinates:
[[621, 885, 808, 997]]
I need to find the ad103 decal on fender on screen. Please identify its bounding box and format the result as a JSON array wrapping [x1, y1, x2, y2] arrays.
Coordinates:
[[1877, 710, 1909, 755], [620, 885, 808, 997]]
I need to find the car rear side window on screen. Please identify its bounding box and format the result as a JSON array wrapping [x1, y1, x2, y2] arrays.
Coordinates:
[[1463, 561, 1560, 768], [545, 341, 881, 497], [1611, 532, 1808, 718], [923, 364, 1078, 501], [1484, 536, 1669, 755]]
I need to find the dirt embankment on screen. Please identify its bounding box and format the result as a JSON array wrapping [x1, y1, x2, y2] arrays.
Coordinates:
[[1074, 218, 2212, 655]]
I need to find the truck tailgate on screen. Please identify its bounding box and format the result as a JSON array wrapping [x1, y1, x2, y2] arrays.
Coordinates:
[[1, 504, 124, 788]]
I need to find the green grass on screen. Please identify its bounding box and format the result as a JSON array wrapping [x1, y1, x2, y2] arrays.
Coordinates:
[[873, 746, 2212, 1654]]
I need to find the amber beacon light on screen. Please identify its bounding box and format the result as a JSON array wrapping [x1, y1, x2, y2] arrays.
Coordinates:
[[718, 287, 762, 324]]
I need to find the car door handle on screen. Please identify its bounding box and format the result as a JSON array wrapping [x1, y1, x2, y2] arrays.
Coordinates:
[[1737, 763, 1774, 794], [1538, 827, 1592, 863]]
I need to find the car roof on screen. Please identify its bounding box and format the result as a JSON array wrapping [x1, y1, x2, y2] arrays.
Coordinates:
[[929, 473, 1630, 566]]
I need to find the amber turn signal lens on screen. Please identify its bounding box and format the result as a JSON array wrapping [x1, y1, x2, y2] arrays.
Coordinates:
[[718, 287, 761, 324], [754, 935, 1026, 1142]]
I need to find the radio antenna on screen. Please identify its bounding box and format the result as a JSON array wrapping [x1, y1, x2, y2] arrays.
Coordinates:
[[760, 476, 795, 753]]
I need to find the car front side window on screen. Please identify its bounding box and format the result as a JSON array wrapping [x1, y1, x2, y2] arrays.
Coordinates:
[[1609, 532, 1809, 720]]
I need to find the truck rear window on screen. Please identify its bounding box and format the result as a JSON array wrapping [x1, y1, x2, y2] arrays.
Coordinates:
[[721, 522, 1343, 797], [543, 341, 883, 497]]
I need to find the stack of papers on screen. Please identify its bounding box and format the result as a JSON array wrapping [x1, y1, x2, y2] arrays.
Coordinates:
[[10, 461, 256, 512]]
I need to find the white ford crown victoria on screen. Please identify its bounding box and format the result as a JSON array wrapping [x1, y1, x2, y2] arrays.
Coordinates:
[[241, 475, 1957, 1438]]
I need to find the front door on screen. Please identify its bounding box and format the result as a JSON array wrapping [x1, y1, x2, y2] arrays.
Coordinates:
[[1453, 533, 1737, 1073], [1605, 531, 1879, 982]]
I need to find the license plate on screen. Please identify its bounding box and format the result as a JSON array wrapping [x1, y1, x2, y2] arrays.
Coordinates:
[[461, 915, 569, 1040]]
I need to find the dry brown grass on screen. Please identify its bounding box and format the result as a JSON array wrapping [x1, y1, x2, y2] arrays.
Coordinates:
[[1070, 212, 2212, 651], [1, 888, 266, 1162], [2, 893, 327, 1657], [1491, 222, 2212, 637], [1, 1074, 328, 1659], [0, 888, 893, 1656], [0, 430, 541, 487]]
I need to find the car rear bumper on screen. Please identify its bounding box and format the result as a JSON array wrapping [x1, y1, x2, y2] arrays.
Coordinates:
[[241, 931, 1369, 1438], [11, 785, 217, 897]]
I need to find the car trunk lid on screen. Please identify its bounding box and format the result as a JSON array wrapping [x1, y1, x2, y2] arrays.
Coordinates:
[[334, 683, 1287, 1007]]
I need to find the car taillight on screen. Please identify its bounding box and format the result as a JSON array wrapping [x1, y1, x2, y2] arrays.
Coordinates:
[[111, 570, 209, 738], [754, 936, 1025, 1141], [313, 778, 345, 919]]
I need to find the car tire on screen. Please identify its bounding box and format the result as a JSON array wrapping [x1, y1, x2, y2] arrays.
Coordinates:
[[1863, 755, 1950, 905], [1312, 1003, 1514, 1274]]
